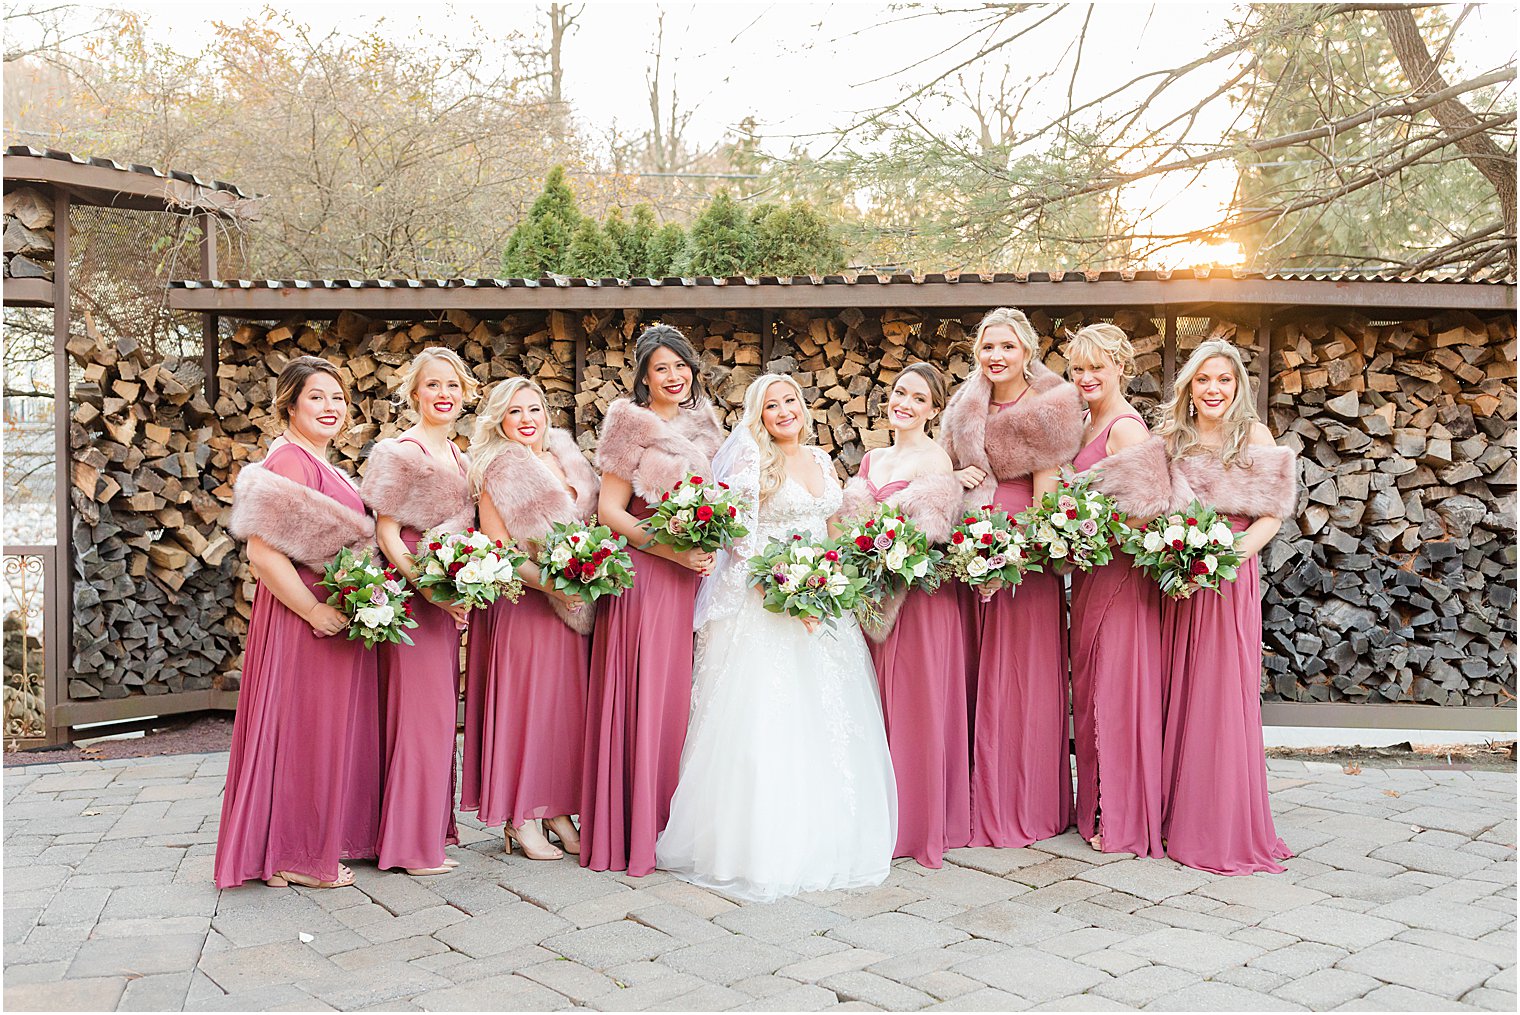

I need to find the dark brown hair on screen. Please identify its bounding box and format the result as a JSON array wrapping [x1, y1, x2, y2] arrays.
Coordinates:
[[273, 356, 348, 424], [630, 324, 706, 409], [895, 362, 949, 412]]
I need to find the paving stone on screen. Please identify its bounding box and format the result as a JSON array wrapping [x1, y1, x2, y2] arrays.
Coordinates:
[[356, 903, 469, 944], [1075, 859, 1212, 904], [330, 934, 450, 970], [1111, 926, 1263, 975], [412, 972, 566, 1011], [1485, 964, 1517, 992], [923, 986, 1032, 1010], [1367, 896, 1512, 937], [1007, 857, 1097, 889], [67, 931, 206, 978], [590, 961, 710, 1010], [1037, 926, 1127, 958], [661, 982, 752, 1010], [642, 879, 740, 918], [353, 869, 448, 916], [1462, 986, 1518, 1011], [1089, 965, 1200, 1007], [1194, 877, 1328, 912], [1213, 965, 1288, 992], [827, 910, 967, 953], [912, 864, 1030, 905], [897, 898, 968, 921], [4, 975, 128, 1011], [628, 903, 731, 944], [714, 898, 847, 943], [1054, 900, 1164, 937], [1013, 879, 1108, 910], [198, 940, 346, 994], [1392, 927, 1517, 969], [298, 963, 451, 1008], [818, 970, 935, 1009], [1337, 938, 1499, 999], [909, 969, 983, 1001], [1230, 927, 1298, 950], [953, 946, 1110, 1001], [37, 886, 109, 926], [733, 984, 838, 1010], [1030, 995, 1138, 1011], [1145, 980, 1303, 1010], [819, 885, 926, 918], [2, 960, 68, 985], [661, 936, 799, 984], [948, 899, 1084, 945], [1083, 890, 1152, 914], [543, 919, 680, 968], [101, 882, 221, 918], [1292, 868, 1426, 904], [942, 846, 1047, 876], [1272, 968, 1381, 1008], [1249, 941, 1351, 977], [431, 901, 569, 960], [1370, 841, 1491, 877], [557, 888, 668, 928], [1259, 903, 1405, 950], [1130, 903, 1244, 934], [1076, 949, 1150, 976], [1335, 984, 1482, 1011]]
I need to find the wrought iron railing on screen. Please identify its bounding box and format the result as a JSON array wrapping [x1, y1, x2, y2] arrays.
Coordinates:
[[3, 544, 61, 746]]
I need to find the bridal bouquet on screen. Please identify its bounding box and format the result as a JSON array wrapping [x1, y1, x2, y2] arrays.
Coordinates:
[[837, 504, 943, 597], [412, 527, 527, 609], [1018, 474, 1129, 572], [1124, 501, 1244, 598], [319, 546, 419, 648], [647, 472, 750, 552], [944, 506, 1040, 595], [748, 532, 868, 628], [537, 519, 636, 606]]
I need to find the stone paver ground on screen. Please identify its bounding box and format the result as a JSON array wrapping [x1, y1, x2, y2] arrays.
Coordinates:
[[3, 753, 1514, 1012]]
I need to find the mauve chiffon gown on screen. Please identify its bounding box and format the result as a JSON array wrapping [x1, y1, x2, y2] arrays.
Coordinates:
[[214, 443, 382, 888], [1160, 515, 1292, 875], [375, 438, 463, 871], [860, 459, 972, 868], [462, 587, 588, 830], [1069, 417, 1165, 858], [581, 495, 698, 875]]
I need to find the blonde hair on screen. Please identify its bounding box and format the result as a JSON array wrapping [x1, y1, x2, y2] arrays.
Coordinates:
[[973, 307, 1040, 381], [743, 373, 814, 505], [393, 346, 479, 414], [1156, 340, 1258, 466], [467, 377, 549, 494], [1062, 323, 1137, 385]]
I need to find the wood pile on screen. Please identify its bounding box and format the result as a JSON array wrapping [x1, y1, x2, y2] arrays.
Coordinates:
[[3, 187, 54, 281], [1262, 311, 1516, 705]]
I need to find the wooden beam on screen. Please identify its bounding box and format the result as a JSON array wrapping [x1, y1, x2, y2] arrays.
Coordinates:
[[51, 689, 241, 726], [4, 154, 253, 218], [1255, 312, 1273, 420], [1260, 701, 1517, 733], [1162, 309, 1177, 394], [199, 212, 219, 404], [51, 189, 72, 739], [2, 276, 54, 307], [166, 277, 1518, 318]]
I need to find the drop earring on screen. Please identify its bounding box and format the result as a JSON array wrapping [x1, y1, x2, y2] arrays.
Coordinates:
[[1188, 401, 1196, 418]]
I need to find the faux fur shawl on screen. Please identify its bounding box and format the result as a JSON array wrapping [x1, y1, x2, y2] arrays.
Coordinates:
[[229, 462, 375, 569], [840, 471, 964, 643], [1168, 444, 1299, 521], [360, 438, 475, 535], [480, 427, 600, 634], [1084, 436, 1175, 520], [594, 398, 724, 501], [939, 362, 1085, 508]]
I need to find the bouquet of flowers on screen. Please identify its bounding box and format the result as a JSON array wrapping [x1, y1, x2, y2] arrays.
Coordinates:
[[944, 506, 1041, 596], [646, 472, 750, 552], [747, 531, 869, 628], [836, 503, 943, 597], [1124, 500, 1244, 598], [1018, 474, 1130, 572], [319, 546, 419, 648], [537, 519, 636, 606], [412, 527, 527, 609]]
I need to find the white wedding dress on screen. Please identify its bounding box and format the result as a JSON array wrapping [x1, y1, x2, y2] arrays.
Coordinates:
[[654, 440, 898, 903]]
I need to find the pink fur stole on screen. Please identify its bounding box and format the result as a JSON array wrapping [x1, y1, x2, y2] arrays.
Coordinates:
[[1085, 436, 1175, 520], [593, 397, 724, 501], [938, 362, 1085, 509], [229, 463, 375, 569], [840, 472, 963, 642], [1168, 445, 1299, 521], [359, 438, 475, 535], [480, 427, 600, 633]]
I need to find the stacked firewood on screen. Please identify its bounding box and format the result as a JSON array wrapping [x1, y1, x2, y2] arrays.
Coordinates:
[[1261, 312, 1517, 705], [3, 187, 54, 281]]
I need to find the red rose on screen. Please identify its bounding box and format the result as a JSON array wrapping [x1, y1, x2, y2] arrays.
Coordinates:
[[428, 542, 443, 551], [448, 561, 465, 574], [951, 532, 965, 544], [403, 600, 413, 614], [1111, 512, 1120, 521], [696, 505, 714, 521], [563, 566, 578, 580], [661, 492, 670, 502], [981, 504, 994, 511], [1186, 517, 1198, 526], [855, 535, 873, 550], [570, 534, 581, 544], [495, 540, 504, 549], [718, 481, 729, 490], [690, 475, 704, 485], [964, 517, 977, 525], [1190, 560, 1209, 576], [981, 533, 994, 545], [1065, 509, 1078, 519], [466, 527, 475, 534], [824, 550, 839, 562], [792, 534, 803, 541], [727, 506, 737, 517], [342, 585, 357, 596], [1172, 539, 1184, 550], [886, 529, 897, 539]]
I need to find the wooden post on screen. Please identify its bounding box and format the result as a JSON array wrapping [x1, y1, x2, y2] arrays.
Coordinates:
[[50, 190, 72, 742], [761, 309, 774, 366], [572, 332, 587, 437], [1162, 309, 1177, 393], [1256, 311, 1273, 422], [199, 212, 219, 404]]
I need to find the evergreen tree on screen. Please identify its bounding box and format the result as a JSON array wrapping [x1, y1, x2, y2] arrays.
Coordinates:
[[684, 190, 757, 277], [500, 165, 582, 276], [646, 222, 689, 277], [753, 201, 848, 276], [619, 205, 658, 275], [565, 215, 622, 277]]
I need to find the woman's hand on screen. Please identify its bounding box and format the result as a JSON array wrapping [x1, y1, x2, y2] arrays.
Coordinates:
[[954, 466, 987, 490], [550, 587, 586, 613], [800, 615, 821, 635], [304, 602, 348, 638], [423, 590, 473, 628], [976, 577, 1005, 602], [676, 547, 715, 576]]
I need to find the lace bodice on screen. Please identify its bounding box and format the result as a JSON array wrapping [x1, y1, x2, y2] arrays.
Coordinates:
[[755, 446, 843, 544]]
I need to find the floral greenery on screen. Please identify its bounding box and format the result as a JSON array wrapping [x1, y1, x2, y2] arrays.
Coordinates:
[[537, 519, 636, 606], [747, 531, 868, 628], [646, 472, 750, 553], [943, 506, 1041, 595], [319, 547, 419, 649], [836, 503, 943, 598], [1018, 473, 1130, 572], [1124, 500, 1244, 598], [412, 527, 527, 610]]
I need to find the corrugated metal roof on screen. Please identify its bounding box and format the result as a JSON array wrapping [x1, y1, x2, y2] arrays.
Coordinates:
[[168, 266, 1514, 290], [4, 144, 259, 200]]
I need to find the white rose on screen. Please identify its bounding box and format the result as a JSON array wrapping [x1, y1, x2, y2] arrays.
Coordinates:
[[457, 560, 484, 585], [1209, 522, 1234, 545], [425, 559, 445, 576], [1049, 539, 1069, 559], [1162, 525, 1186, 546], [435, 544, 456, 564], [1203, 554, 1218, 573], [969, 521, 992, 540], [550, 544, 572, 565], [357, 603, 394, 628], [1051, 513, 1068, 529], [885, 546, 908, 572], [966, 556, 989, 578], [1142, 531, 1164, 553], [792, 545, 818, 564], [912, 558, 929, 579], [1186, 527, 1207, 548], [826, 571, 848, 595], [787, 563, 812, 586], [673, 485, 699, 508]]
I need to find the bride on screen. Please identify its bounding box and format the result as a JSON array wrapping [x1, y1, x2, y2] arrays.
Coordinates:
[[654, 373, 898, 902]]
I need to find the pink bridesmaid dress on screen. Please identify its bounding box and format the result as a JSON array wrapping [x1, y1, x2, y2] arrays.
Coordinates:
[[1070, 417, 1165, 858], [858, 457, 971, 869], [374, 438, 465, 872], [580, 494, 699, 875], [970, 470, 1074, 848], [1161, 514, 1292, 875], [215, 443, 381, 887]]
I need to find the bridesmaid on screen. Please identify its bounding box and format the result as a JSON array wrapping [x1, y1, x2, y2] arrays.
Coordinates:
[[1064, 325, 1170, 858], [581, 324, 724, 876], [939, 307, 1084, 849], [217, 356, 380, 889], [463, 378, 599, 860], [840, 363, 970, 869], [361, 348, 478, 876], [1156, 339, 1296, 875]]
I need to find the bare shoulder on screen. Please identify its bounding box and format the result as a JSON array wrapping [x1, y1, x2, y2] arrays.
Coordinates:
[[916, 441, 955, 474], [1248, 421, 1277, 447], [1108, 415, 1150, 451]]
